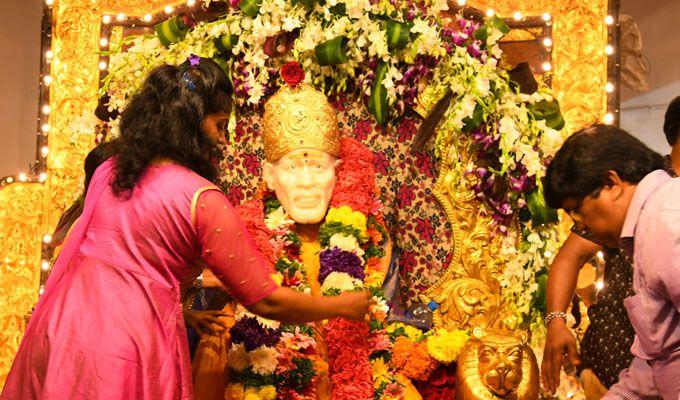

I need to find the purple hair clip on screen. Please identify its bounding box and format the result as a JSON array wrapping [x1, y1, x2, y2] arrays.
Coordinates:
[[182, 54, 201, 90]]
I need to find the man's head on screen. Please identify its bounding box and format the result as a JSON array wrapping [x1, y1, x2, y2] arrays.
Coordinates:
[[544, 124, 666, 247], [664, 95, 680, 147], [261, 84, 341, 224]]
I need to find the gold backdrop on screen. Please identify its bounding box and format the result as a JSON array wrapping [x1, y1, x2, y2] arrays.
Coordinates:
[[0, 0, 609, 386]]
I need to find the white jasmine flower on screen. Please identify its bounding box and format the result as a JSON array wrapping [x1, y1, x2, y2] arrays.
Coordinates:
[[329, 234, 365, 257], [229, 344, 249, 371], [248, 345, 279, 374], [321, 271, 363, 293]]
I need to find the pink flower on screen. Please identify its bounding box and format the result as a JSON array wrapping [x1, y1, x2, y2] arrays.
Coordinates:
[[369, 332, 392, 353], [384, 382, 404, 397]]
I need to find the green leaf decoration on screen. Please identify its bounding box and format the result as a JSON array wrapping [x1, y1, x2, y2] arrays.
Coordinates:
[[240, 0, 262, 18], [462, 103, 484, 132], [214, 34, 239, 54], [528, 99, 565, 131], [526, 188, 558, 226], [474, 15, 510, 44], [154, 15, 190, 47], [385, 20, 411, 50], [315, 36, 349, 66], [368, 61, 389, 126]]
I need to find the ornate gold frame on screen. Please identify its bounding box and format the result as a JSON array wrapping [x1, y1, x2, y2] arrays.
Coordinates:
[[0, 0, 609, 385]]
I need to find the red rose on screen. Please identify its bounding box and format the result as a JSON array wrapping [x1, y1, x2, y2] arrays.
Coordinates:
[[280, 61, 305, 87]]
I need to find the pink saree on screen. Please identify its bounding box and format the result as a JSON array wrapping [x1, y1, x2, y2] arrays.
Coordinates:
[[1, 159, 276, 400]]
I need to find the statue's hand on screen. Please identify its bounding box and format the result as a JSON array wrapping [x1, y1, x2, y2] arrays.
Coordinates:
[[338, 291, 372, 321], [541, 319, 580, 395]]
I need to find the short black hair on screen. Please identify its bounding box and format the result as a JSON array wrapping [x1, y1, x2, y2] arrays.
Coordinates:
[[664, 95, 680, 146], [543, 124, 666, 209]]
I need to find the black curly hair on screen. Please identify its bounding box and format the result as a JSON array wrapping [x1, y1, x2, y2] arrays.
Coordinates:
[[112, 58, 233, 194]]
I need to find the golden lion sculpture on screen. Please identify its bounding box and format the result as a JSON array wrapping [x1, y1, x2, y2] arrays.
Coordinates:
[[455, 329, 539, 400]]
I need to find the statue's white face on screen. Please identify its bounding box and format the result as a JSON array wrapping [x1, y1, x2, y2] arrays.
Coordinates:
[[263, 148, 340, 224]]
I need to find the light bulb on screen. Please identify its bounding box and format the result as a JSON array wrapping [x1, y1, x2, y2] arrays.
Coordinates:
[[187, 0, 197, 5], [45, 50, 54, 59], [544, 250, 553, 258], [456, 0, 466, 5], [45, 0, 54, 5], [164, 5, 173, 13], [41, 146, 49, 157], [604, 113, 614, 124], [43, 234, 52, 243], [43, 75, 52, 85], [42, 105, 51, 114], [116, 13, 125, 21], [605, 45, 614, 55], [486, 9, 495, 17], [605, 82, 614, 93], [39, 172, 48, 182], [102, 15, 111, 24], [98, 61, 108, 70], [595, 281, 604, 290], [143, 13, 153, 22], [41, 260, 50, 271], [542, 13, 551, 21], [41, 123, 50, 133], [513, 11, 522, 21], [18, 173, 27, 182], [100, 37, 109, 47], [39, 286, 45, 295], [6, 177, 13, 183], [542, 37, 553, 47], [542, 62, 552, 71], [605, 15, 614, 25]]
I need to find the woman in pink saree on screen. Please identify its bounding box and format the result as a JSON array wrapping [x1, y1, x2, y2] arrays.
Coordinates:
[[1, 58, 370, 400]]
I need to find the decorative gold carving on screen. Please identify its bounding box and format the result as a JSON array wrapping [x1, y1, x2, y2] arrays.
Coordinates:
[[0, 183, 43, 384], [0, 0, 609, 392], [263, 84, 340, 162], [456, 329, 539, 400], [419, 1, 608, 397]]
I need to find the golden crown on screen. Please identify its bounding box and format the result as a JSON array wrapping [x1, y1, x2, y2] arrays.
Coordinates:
[[262, 84, 340, 162]]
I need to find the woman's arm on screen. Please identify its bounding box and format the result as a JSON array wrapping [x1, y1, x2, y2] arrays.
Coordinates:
[[247, 287, 370, 323], [195, 189, 370, 324]]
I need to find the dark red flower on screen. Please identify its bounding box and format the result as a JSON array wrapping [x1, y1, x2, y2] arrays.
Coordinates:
[[353, 119, 373, 141], [242, 153, 261, 176], [396, 184, 416, 207], [414, 217, 435, 243], [280, 61, 305, 87]]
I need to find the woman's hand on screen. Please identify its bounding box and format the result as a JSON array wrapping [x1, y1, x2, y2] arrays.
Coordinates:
[[201, 268, 228, 292], [541, 318, 580, 394], [338, 291, 372, 321], [183, 309, 230, 336]]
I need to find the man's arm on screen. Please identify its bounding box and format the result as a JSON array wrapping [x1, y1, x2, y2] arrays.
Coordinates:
[[542, 232, 601, 394]]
